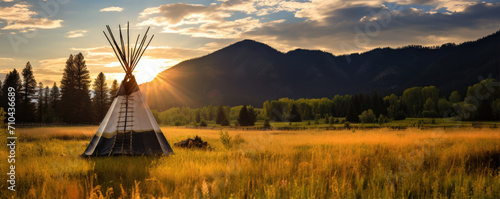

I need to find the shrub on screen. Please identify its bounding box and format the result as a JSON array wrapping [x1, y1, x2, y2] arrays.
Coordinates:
[[219, 130, 232, 149], [221, 118, 230, 126], [174, 121, 182, 126], [199, 120, 207, 127], [233, 134, 246, 147], [378, 114, 388, 125], [359, 109, 376, 123]]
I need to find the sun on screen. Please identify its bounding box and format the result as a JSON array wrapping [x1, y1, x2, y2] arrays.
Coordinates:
[[129, 58, 180, 84]]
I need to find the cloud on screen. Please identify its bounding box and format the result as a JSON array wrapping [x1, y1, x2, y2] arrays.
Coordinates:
[[65, 30, 88, 38], [100, 6, 124, 12], [138, 1, 291, 38], [0, 3, 63, 30], [241, 2, 500, 54]]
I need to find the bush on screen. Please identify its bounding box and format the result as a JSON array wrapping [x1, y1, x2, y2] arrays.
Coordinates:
[[344, 122, 350, 128], [378, 114, 388, 125], [359, 109, 376, 123], [174, 120, 182, 126], [219, 130, 232, 149], [233, 134, 246, 147], [199, 120, 207, 127], [221, 118, 230, 126], [329, 116, 335, 124]]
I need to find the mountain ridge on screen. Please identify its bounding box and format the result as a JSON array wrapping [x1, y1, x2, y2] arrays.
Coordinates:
[[140, 30, 500, 111]]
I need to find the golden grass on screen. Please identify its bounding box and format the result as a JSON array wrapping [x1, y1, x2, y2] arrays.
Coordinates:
[[1, 127, 499, 198]]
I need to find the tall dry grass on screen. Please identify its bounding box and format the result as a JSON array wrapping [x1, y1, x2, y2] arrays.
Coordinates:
[[0, 127, 499, 198]]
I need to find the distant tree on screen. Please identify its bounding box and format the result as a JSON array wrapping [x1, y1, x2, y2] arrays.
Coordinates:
[[110, 79, 119, 102], [449, 91, 461, 104], [43, 86, 53, 123], [402, 87, 423, 117], [60, 53, 93, 123], [237, 105, 250, 126], [378, 114, 388, 125], [199, 120, 207, 127], [346, 95, 361, 123], [359, 109, 376, 123], [92, 72, 110, 122], [36, 82, 45, 122], [287, 104, 302, 122], [247, 106, 257, 125], [237, 105, 257, 126], [20, 62, 37, 123], [49, 83, 60, 116], [2, 69, 21, 113], [437, 98, 451, 117], [216, 106, 227, 125], [221, 118, 230, 126], [195, 110, 201, 123], [422, 98, 438, 118]]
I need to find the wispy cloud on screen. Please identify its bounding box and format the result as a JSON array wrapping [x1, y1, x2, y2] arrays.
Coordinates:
[[65, 30, 88, 38], [100, 6, 123, 12], [0, 4, 63, 30]]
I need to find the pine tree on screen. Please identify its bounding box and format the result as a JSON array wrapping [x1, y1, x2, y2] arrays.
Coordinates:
[[20, 62, 37, 122], [37, 82, 45, 122], [43, 86, 52, 122], [2, 69, 21, 112], [60, 54, 75, 122], [49, 82, 60, 119], [60, 53, 93, 123], [238, 105, 251, 126], [247, 106, 257, 126], [288, 104, 302, 122], [346, 95, 361, 123], [92, 72, 110, 122], [110, 79, 119, 102]]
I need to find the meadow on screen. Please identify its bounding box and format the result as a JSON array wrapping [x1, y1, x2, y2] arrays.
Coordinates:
[[1, 126, 500, 198]]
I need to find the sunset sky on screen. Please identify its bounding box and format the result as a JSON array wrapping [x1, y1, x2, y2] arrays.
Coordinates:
[[1, 0, 500, 86]]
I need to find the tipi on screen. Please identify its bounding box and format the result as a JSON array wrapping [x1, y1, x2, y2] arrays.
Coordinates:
[[83, 23, 173, 156]]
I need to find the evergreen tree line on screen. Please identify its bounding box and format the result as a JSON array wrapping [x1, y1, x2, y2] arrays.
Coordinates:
[[1, 53, 119, 124], [263, 79, 500, 123], [151, 105, 264, 126]]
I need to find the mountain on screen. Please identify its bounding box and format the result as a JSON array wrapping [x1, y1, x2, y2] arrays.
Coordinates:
[[140, 31, 500, 111]]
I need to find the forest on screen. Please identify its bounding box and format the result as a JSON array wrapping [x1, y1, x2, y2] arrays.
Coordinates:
[[2, 53, 499, 126]]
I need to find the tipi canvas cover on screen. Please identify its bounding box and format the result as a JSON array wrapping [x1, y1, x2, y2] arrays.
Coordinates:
[[83, 23, 173, 156]]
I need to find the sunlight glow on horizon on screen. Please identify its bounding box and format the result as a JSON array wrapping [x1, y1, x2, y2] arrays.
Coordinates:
[[105, 58, 180, 85]]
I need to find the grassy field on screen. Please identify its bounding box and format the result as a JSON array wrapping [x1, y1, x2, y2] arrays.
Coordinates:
[[1, 126, 500, 198]]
